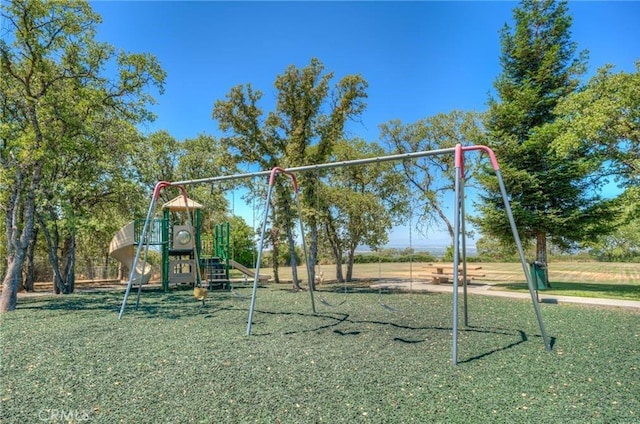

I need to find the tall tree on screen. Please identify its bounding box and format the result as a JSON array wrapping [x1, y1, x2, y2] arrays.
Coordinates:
[[133, 130, 181, 201], [379, 111, 486, 244], [476, 0, 614, 264], [552, 63, 640, 191], [213, 58, 367, 288], [551, 63, 640, 260], [0, 0, 164, 309], [316, 139, 408, 282], [177, 133, 238, 232], [586, 193, 640, 262]]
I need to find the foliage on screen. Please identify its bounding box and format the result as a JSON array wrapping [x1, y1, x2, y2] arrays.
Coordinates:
[[132, 130, 181, 196], [476, 0, 617, 265], [353, 251, 436, 264], [475, 235, 528, 262], [548, 63, 640, 263], [2, 287, 639, 422], [379, 110, 486, 243], [227, 216, 257, 268], [316, 139, 409, 281], [212, 58, 368, 287], [0, 0, 165, 308], [552, 62, 640, 187], [586, 190, 640, 262]]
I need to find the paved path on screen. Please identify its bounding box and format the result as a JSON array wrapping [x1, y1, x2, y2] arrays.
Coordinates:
[[371, 280, 640, 311]]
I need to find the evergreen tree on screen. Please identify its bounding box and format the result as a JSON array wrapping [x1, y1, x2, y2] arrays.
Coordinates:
[[476, 0, 615, 264]]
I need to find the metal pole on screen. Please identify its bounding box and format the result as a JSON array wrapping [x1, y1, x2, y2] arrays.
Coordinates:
[[247, 167, 309, 334], [169, 148, 457, 187], [458, 145, 551, 351], [246, 180, 274, 336], [118, 183, 167, 319], [134, 234, 153, 309], [452, 145, 462, 365], [460, 170, 469, 327], [409, 210, 413, 290], [495, 169, 551, 350]]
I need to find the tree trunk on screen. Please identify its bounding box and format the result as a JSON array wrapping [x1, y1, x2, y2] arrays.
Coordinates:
[[434, 202, 455, 244], [286, 226, 302, 291], [119, 263, 126, 281], [60, 235, 76, 294], [1, 161, 42, 312], [323, 221, 344, 283], [346, 245, 357, 282], [22, 226, 38, 292], [85, 256, 94, 280], [536, 231, 548, 264], [50, 237, 76, 295], [1, 176, 22, 311], [334, 260, 344, 283], [270, 228, 280, 284], [1, 251, 26, 311], [38, 212, 76, 294], [307, 221, 318, 291]]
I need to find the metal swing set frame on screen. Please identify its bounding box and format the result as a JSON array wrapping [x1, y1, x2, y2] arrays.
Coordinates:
[[119, 144, 551, 365]]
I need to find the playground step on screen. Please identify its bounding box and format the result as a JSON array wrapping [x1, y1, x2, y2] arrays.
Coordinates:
[[200, 256, 229, 285]]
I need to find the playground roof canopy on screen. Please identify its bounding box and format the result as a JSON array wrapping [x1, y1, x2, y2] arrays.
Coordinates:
[[162, 195, 204, 211]]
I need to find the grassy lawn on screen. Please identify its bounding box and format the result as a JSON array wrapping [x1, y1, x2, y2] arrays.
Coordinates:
[[1, 285, 639, 423], [476, 262, 640, 300], [303, 261, 640, 301]]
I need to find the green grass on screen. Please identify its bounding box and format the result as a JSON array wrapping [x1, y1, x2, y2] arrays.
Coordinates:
[[479, 262, 640, 300], [282, 261, 640, 301], [491, 281, 640, 300], [2, 286, 639, 423]]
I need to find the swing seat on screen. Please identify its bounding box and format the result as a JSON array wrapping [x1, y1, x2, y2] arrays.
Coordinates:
[[319, 296, 346, 308], [193, 287, 207, 301], [378, 299, 400, 312]]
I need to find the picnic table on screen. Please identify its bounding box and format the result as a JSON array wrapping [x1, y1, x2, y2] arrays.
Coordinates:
[[425, 265, 485, 284]]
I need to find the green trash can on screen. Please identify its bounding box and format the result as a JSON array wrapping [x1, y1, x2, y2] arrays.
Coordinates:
[[530, 261, 550, 290]]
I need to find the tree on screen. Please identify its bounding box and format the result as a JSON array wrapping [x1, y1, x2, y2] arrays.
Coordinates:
[[213, 58, 367, 288], [133, 130, 181, 200], [227, 215, 257, 268], [379, 111, 486, 245], [0, 0, 164, 310], [552, 63, 640, 192], [316, 139, 408, 282], [550, 63, 640, 260], [475, 0, 615, 265], [586, 195, 640, 262]]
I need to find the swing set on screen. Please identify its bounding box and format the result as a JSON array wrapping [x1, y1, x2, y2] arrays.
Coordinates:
[[118, 144, 552, 365]]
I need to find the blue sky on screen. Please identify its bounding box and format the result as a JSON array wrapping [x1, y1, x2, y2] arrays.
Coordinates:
[[91, 1, 639, 249]]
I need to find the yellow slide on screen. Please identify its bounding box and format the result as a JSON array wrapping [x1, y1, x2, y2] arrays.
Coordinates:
[[109, 221, 153, 284]]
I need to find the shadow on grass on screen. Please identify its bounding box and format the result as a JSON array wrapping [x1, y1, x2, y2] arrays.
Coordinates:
[[17, 291, 122, 313], [17, 286, 549, 363], [248, 308, 544, 363], [312, 284, 440, 299], [249, 309, 351, 335], [456, 329, 557, 364], [124, 289, 250, 320], [16, 285, 245, 318]]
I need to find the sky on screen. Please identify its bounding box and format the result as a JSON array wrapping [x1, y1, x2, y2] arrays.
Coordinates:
[[89, 1, 640, 249]]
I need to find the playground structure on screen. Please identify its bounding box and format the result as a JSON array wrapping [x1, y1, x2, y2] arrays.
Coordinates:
[[109, 195, 262, 293], [109, 222, 154, 286], [118, 144, 552, 366]]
